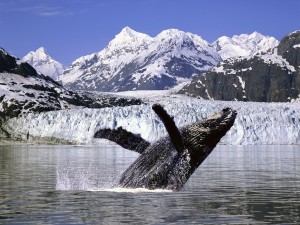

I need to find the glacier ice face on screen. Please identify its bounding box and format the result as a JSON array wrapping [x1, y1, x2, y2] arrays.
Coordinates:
[[3, 93, 300, 145]]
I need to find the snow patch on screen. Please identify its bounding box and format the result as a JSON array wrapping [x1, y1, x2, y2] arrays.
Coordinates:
[[293, 44, 300, 49], [259, 50, 296, 72], [237, 76, 246, 90]]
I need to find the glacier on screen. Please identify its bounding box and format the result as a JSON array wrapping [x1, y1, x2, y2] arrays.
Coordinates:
[[3, 93, 300, 145]]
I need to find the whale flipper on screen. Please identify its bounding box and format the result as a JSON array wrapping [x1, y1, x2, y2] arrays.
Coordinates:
[[152, 104, 184, 153], [94, 127, 150, 153]]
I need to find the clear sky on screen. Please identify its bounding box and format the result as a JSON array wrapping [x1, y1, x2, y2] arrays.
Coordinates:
[[0, 0, 299, 66]]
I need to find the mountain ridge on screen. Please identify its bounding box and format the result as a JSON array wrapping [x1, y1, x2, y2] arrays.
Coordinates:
[[212, 31, 279, 60], [58, 27, 222, 92], [58, 27, 279, 92], [20, 27, 279, 92]]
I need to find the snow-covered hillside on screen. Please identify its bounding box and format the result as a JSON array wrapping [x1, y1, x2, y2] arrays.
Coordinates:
[[0, 72, 68, 115], [3, 93, 300, 145], [23, 47, 64, 79], [0, 47, 144, 133], [212, 32, 279, 60], [58, 27, 221, 92]]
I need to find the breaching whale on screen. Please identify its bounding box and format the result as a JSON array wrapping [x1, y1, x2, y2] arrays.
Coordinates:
[[95, 104, 237, 191]]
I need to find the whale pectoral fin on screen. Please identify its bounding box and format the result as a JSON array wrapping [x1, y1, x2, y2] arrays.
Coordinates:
[[94, 127, 150, 153], [152, 104, 184, 154]]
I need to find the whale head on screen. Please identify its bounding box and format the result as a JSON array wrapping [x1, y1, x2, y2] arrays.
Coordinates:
[[181, 108, 237, 175]]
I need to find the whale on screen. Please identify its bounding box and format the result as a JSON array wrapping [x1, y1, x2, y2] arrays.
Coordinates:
[[95, 104, 237, 191]]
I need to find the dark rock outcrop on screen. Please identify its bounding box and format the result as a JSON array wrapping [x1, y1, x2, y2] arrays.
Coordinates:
[[0, 48, 38, 77], [179, 31, 300, 102], [277, 31, 300, 68]]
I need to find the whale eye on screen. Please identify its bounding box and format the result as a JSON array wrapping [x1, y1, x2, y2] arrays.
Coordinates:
[[222, 108, 231, 113]]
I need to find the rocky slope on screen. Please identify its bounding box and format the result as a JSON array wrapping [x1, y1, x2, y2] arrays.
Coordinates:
[[58, 27, 221, 92], [179, 31, 300, 102], [22, 47, 64, 80]]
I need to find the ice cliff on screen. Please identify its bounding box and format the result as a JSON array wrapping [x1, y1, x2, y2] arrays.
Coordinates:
[[3, 95, 300, 145]]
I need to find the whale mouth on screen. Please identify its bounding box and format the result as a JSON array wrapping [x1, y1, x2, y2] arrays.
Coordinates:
[[208, 108, 237, 123], [222, 108, 237, 121]]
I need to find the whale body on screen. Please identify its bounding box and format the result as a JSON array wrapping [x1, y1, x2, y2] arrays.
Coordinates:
[[95, 104, 237, 191]]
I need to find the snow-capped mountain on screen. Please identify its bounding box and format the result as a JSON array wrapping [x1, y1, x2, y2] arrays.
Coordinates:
[[212, 32, 279, 60], [59, 27, 221, 92], [0, 47, 143, 132], [179, 31, 300, 102], [23, 47, 64, 79], [0, 47, 69, 123]]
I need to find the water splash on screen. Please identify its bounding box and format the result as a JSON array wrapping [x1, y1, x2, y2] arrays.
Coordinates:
[[88, 187, 172, 193], [56, 163, 117, 191], [56, 163, 173, 193]]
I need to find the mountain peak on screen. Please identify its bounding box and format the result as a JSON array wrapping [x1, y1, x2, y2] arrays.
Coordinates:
[[119, 26, 138, 35], [107, 27, 152, 51], [156, 29, 189, 40], [248, 31, 266, 42], [33, 47, 49, 59], [24, 47, 49, 61], [115, 26, 151, 40], [0, 47, 9, 55], [212, 32, 279, 60], [249, 31, 262, 37], [161, 28, 186, 35], [36, 47, 47, 54], [22, 47, 64, 79]]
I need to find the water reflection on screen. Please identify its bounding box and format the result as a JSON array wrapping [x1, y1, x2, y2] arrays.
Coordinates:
[[0, 145, 300, 224], [188, 145, 300, 224]]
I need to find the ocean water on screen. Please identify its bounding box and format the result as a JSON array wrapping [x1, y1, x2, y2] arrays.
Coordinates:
[[0, 144, 300, 224]]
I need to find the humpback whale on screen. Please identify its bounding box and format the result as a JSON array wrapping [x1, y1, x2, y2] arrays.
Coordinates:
[[95, 104, 237, 191]]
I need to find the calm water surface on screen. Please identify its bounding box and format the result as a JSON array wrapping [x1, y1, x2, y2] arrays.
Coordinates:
[[0, 144, 300, 224]]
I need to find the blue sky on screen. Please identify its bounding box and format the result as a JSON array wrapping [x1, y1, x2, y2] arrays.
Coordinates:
[[0, 0, 299, 66]]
